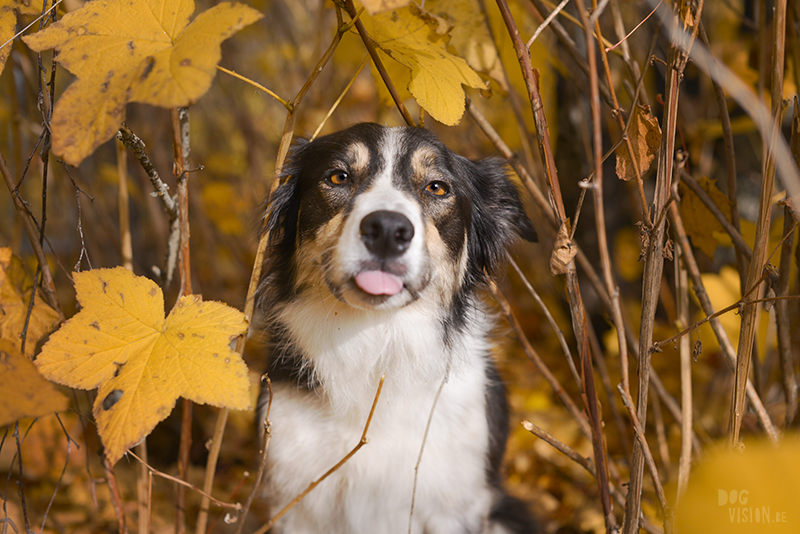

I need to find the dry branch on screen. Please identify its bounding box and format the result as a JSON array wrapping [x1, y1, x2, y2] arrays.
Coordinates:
[[0, 150, 62, 315], [730, 0, 786, 448], [253, 377, 385, 534], [623, 2, 705, 530], [196, 10, 350, 532]]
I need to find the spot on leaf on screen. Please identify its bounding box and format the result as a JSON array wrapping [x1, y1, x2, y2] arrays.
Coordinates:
[[36, 267, 251, 464]]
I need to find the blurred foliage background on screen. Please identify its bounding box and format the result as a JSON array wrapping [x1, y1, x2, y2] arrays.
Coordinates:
[[2, 0, 800, 532]]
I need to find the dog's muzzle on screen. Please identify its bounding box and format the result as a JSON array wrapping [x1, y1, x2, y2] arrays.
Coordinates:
[[355, 210, 413, 296]]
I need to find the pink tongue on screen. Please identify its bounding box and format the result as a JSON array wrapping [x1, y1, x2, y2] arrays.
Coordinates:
[[355, 271, 404, 296]]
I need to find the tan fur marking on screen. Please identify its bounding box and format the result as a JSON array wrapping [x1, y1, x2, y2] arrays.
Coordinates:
[[295, 212, 345, 288], [346, 142, 370, 174], [410, 147, 438, 186], [425, 220, 465, 305]]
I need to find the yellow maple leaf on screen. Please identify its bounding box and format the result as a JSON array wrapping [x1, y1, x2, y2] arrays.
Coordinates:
[[0, 0, 44, 75], [426, 0, 507, 92], [679, 176, 733, 258], [36, 267, 251, 464], [362, 3, 485, 125], [0, 248, 61, 358], [615, 104, 662, 181], [0, 341, 69, 426], [22, 0, 262, 166]]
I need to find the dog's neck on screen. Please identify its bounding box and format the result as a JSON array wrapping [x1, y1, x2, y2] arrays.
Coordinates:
[[273, 286, 490, 417]]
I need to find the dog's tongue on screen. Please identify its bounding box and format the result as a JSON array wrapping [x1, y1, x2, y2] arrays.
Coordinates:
[[355, 271, 404, 296]]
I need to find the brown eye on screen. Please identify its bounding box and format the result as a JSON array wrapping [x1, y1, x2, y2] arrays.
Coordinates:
[[425, 181, 449, 197], [328, 170, 350, 185]]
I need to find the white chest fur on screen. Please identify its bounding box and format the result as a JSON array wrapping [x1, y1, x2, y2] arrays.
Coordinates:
[[263, 291, 497, 533]]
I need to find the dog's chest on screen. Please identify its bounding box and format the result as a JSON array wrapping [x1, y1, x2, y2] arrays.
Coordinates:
[[264, 301, 495, 533]]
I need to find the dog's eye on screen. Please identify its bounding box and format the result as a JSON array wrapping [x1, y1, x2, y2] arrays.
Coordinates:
[[425, 181, 450, 197], [327, 170, 350, 186]]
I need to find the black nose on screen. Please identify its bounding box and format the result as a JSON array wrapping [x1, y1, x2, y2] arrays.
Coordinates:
[[360, 210, 414, 258]]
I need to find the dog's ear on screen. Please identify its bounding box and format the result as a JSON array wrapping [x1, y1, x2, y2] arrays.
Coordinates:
[[263, 140, 309, 240], [256, 143, 307, 307], [466, 157, 536, 280]]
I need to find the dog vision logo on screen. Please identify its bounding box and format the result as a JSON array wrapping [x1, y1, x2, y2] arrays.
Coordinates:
[[718, 489, 789, 525]]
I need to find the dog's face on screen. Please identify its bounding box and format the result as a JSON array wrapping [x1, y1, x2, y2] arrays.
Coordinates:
[[263, 123, 536, 313]]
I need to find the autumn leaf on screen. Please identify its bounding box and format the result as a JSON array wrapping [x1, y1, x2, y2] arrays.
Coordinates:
[[0, 248, 61, 358], [426, 0, 507, 92], [615, 104, 662, 181], [360, 0, 411, 15], [675, 436, 800, 534], [679, 176, 733, 258], [550, 218, 575, 275], [362, 3, 485, 125], [0, 341, 68, 426], [22, 0, 262, 166], [0, 0, 44, 75], [36, 267, 250, 464]]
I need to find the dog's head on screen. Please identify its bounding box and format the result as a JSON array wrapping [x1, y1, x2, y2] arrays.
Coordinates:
[[260, 123, 536, 314]]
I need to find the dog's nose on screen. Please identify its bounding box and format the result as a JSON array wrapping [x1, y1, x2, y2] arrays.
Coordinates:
[[360, 210, 414, 258]]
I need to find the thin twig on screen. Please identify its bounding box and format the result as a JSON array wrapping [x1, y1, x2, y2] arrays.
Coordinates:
[[490, 282, 591, 439], [526, 0, 571, 47], [573, 0, 618, 527], [668, 197, 779, 443], [175, 399, 192, 534], [216, 65, 290, 109], [115, 125, 177, 216], [126, 450, 242, 512], [0, 0, 62, 51], [521, 420, 595, 474], [115, 124, 180, 287], [253, 376, 385, 534], [0, 150, 62, 315], [343, 0, 416, 127], [677, 169, 752, 260], [653, 268, 770, 351], [495, 0, 563, 223], [776, 106, 800, 425], [623, 1, 705, 529], [675, 246, 692, 504], [135, 443, 149, 534], [528, 0, 614, 106], [591, 0, 651, 225], [521, 420, 661, 533], [509, 257, 580, 389], [234, 376, 273, 534], [408, 368, 449, 534], [730, 0, 786, 447], [699, 23, 747, 288], [171, 105, 192, 534], [605, 0, 662, 52], [311, 55, 369, 140], [618, 386, 673, 532], [103, 456, 129, 534], [13, 423, 31, 534], [196, 9, 350, 532], [171, 106, 192, 299]]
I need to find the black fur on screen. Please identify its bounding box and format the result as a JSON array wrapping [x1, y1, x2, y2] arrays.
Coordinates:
[[255, 124, 539, 534]]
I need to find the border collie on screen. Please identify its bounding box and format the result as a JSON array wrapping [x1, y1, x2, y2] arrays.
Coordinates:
[[256, 123, 538, 533]]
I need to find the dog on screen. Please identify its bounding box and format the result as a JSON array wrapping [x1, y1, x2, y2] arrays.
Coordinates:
[[256, 123, 538, 533]]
